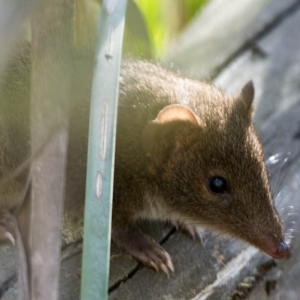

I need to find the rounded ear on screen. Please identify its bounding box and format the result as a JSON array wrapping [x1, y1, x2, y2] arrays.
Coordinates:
[[240, 80, 255, 112], [155, 104, 199, 125], [142, 105, 199, 165]]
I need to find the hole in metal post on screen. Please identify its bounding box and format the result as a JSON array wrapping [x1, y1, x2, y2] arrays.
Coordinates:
[[100, 99, 109, 160], [105, 26, 114, 63], [96, 172, 103, 199]]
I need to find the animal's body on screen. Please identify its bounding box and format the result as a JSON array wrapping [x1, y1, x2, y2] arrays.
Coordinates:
[[0, 54, 289, 274], [65, 60, 289, 273]]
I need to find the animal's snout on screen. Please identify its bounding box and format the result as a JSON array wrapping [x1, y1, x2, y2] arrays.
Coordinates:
[[272, 241, 290, 258]]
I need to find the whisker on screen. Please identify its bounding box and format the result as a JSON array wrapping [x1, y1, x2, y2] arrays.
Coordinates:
[[203, 230, 233, 243], [283, 224, 299, 233], [279, 205, 294, 213], [265, 152, 291, 168], [266, 152, 291, 195], [282, 212, 300, 219], [285, 227, 296, 233]]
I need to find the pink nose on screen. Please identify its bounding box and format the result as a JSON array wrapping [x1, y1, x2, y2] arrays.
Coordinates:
[[272, 241, 290, 258]]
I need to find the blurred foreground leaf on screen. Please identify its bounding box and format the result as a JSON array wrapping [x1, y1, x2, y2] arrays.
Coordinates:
[[123, 0, 152, 59], [133, 0, 208, 59]]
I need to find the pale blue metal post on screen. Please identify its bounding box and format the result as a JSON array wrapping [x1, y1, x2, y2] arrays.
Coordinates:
[[81, 0, 127, 299]]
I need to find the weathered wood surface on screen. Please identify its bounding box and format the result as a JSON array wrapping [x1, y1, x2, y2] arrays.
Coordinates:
[[166, 0, 299, 79], [1, 0, 300, 299]]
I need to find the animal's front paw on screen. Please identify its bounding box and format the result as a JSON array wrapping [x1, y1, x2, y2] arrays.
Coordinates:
[[133, 235, 174, 275], [170, 220, 205, 242], [0, 209, 16, 245], [112, 224, 174, 276]]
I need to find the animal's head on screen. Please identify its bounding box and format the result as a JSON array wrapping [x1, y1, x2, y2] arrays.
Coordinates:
[[142, 81, 289, 258]]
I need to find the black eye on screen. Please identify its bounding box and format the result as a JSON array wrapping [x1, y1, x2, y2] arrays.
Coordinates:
[[208, 176, 227, 194]]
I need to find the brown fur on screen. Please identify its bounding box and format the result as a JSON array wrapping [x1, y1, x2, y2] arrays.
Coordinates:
[[106, 61, 287, 270], [0, 53, 288, 273]]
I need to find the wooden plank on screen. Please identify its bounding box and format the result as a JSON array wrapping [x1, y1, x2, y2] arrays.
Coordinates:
[[58, 222, 171, 300], [0, 246, 17, 287], [165, 0, 298, 79]]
